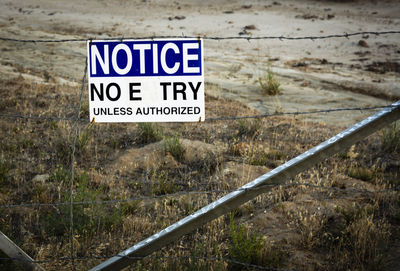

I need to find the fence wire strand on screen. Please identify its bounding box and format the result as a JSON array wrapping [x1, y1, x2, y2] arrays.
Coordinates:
[[0, 104, 395, 123], [0, 182, 396, 209], [0, 30, 399, 43]]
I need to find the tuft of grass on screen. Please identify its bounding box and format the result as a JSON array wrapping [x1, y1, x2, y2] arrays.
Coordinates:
[[0, 159, 11, 186], [164, 134, 185, 161], [151, 168, 177, 196], [80, 101, 90, 119], [258, 67, 281, 96], [138, 122, 163, 144], [328, 206, 390, 270], [382, 122, 400, 153], [249, 149, 284, 167], [236, 118, 262, 138], [228, 216, 285, 269], [297, 204, 390, 271], [49, 164, 69, 183], [40, 170, 124, 237], [228, 216, 263, 266], [77, 122, 94, 155], [347, 165, 379, 183]]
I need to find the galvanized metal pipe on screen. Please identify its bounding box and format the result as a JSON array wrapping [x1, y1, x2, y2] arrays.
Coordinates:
[[0, 231, 44, 271]]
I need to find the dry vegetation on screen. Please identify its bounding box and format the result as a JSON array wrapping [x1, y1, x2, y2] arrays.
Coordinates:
[[0, 77, 399, 271]]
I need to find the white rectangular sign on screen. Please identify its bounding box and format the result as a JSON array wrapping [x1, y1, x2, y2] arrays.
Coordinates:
[[87, 38, 204, 122]]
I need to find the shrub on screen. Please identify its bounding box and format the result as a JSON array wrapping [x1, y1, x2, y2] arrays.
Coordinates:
[[228, 216, 285, 269], [0, 159, 11, 186], [382, 122, 400, 153], [40, 170, 124, 237], [138, 122, 163, 143], [347, 165, 378, 183], [151, 168, 177, 196], [236, 118, 262, 138], [249, 149, 284, 167], [77, 122, 94, 154], [258, 67, 280, 95], [299, 205, 390, 270], [164, 134, 185, 161]]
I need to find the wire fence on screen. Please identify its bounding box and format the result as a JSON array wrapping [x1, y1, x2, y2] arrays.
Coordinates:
[[0, 30, 399, 43], [0, 104, 395, 123], [0, 30, 399, 271], [0, 181, 396, 209]]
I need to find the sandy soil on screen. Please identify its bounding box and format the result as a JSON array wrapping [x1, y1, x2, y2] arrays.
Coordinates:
[[0, 0, 399, 127]]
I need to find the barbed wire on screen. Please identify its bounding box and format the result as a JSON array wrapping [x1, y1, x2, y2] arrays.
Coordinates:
[[0, 255, 296, 271], [0, 113, 75, 122], [0, 181, 396, 210], [206, 105, 395, 121], [0, 31, 399, 43], [0, 104, 394, 123]]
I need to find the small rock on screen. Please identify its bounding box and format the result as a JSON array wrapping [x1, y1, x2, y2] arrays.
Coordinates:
[[358, 40, 369, 48], [163, 152, 179, 169], [244, 25, 256, 30], [241, 5, 252, 9], [32, 174, 50, 184], [327, 14, 335, 19], [168, 15, 185, 20]]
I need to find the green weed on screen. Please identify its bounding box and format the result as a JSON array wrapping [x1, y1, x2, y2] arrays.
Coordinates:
[[382, 122, 400, 153], [347, 166, 379, 183], [138, 122, 163, 143], [40, 170, 124, 237], [249, 150, 284, 167], [164, 134, 185, 161], [151, 168, 177, 196], [77, 122, 94, 154], [228, 216, 285, 269], [49, 164, 69, 183]]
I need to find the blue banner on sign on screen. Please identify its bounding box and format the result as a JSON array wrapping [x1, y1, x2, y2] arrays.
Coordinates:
[[88, 39, 202, 77]]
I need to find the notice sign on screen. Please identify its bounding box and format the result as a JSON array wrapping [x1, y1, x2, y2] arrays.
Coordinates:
[[87, 38, 204, 122]]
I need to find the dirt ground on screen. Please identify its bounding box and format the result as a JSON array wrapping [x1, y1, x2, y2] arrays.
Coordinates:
[[0, 1, 399, 271], [0, 0, 399, 126]]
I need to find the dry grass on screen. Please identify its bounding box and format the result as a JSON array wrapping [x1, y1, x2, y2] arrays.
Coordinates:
[[0, 77, 399, 270], [258, 67, 281, 96]]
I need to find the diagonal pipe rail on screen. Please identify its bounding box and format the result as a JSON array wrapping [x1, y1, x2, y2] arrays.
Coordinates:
[[0, 231, 44, 271], [90, 100, 400, 271]]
